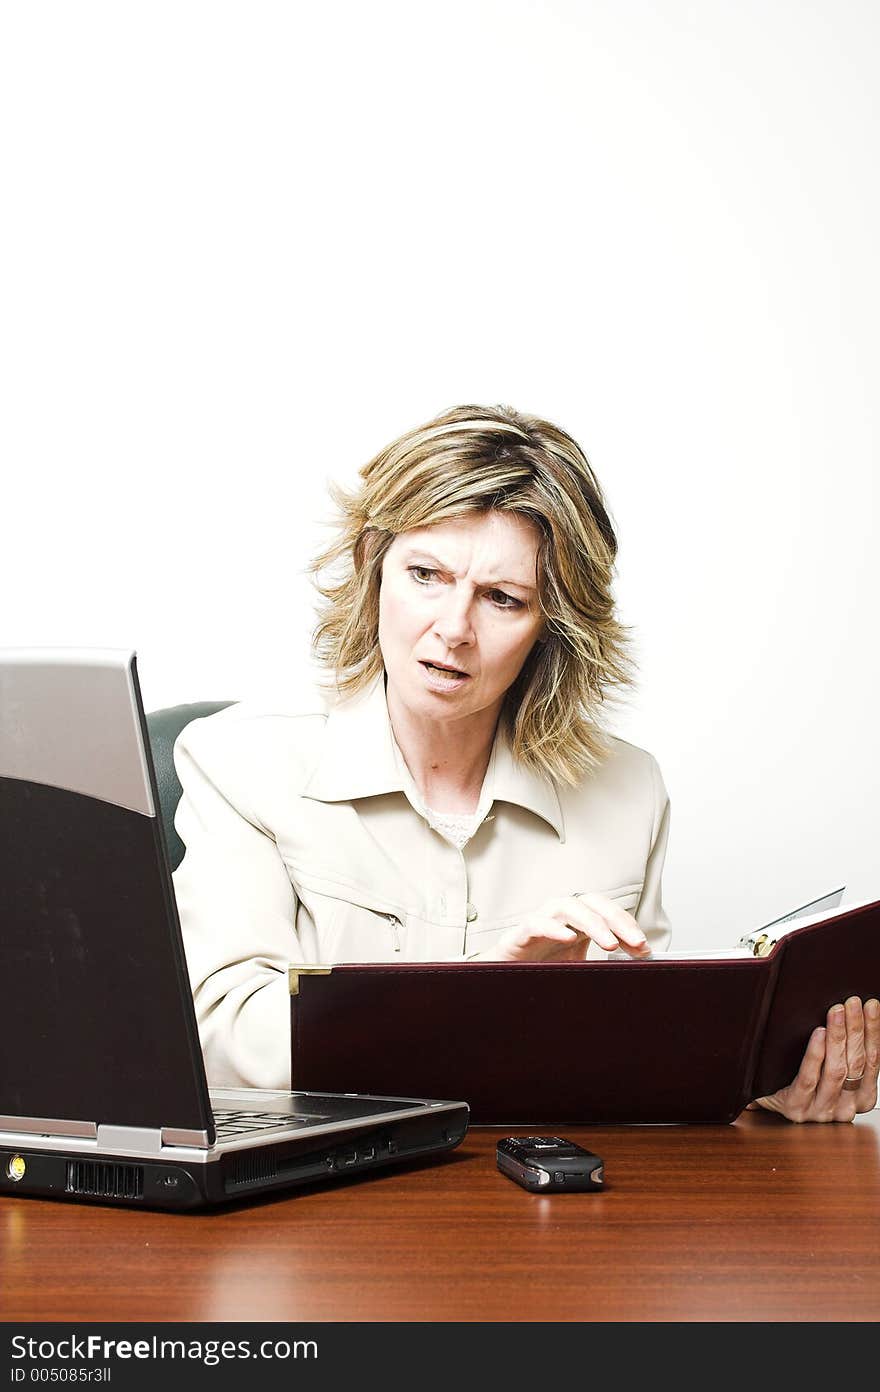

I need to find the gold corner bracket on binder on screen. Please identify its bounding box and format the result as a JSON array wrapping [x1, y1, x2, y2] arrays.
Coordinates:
[[288, 965, 333, 996]]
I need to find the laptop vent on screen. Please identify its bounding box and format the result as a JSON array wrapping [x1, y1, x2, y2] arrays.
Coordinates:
[[66, 1160, 144, 1201], [226, 1151, 279, 1189]]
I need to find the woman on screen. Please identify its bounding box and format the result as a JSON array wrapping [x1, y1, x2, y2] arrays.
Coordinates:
[[172, 403, 879, 1120]]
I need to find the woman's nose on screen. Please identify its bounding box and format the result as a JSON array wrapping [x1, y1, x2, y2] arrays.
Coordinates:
[[433, 591, 475, 646]]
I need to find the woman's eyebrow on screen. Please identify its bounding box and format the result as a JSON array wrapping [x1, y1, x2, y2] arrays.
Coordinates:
[[402, 549, 536, 592]]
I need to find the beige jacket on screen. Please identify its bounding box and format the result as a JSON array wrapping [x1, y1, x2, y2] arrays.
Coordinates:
[[172, 675, 672, 1089]]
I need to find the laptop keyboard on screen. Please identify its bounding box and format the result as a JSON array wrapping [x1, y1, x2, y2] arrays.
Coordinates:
[[212, 1109, 318, 1140]]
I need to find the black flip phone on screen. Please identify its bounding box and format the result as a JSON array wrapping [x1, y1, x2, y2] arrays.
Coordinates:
[[496, 1136, 605, 1192]]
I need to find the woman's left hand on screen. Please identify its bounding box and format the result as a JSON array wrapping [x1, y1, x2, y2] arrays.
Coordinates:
[[747, 996, 880, 1122]]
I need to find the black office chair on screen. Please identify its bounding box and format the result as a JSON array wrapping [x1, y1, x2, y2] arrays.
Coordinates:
[[145, 701, 235, 871]]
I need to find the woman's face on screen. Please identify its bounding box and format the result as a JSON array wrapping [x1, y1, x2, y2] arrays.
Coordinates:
[[378, 510, 545, 726]]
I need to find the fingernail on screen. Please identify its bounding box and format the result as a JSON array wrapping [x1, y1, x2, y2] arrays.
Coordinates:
[[830, 1005, 845, 1019], [866, 999, 880, 1019]]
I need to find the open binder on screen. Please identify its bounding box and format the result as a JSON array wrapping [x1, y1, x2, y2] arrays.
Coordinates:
[[288, 896, 880, 1124]]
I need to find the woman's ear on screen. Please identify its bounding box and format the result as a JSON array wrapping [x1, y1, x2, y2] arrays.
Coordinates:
[[354, 527, 379, 574]]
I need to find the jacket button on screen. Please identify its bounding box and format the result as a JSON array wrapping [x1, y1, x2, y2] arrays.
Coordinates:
[[466, 903, 478, 922]]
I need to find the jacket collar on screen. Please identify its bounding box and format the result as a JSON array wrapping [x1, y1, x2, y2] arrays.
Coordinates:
[[301, 673, 565, 841]]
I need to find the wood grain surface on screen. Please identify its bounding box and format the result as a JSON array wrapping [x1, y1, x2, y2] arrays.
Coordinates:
[[2, 1110, 879, 1323]]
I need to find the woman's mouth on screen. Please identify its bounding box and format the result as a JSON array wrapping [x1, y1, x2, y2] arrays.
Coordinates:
[[420, 660, 471, 687]]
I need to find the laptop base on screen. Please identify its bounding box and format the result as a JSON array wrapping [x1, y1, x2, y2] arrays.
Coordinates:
[[1, 1105, 468, 1210]]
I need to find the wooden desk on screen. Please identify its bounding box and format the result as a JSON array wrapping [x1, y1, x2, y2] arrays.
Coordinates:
[[3, 1111, 880, 1323]]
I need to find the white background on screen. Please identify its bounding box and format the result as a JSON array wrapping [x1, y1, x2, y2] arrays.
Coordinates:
[[3, 1, 878, 946]]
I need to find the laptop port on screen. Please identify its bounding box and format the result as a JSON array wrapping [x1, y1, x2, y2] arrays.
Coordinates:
[[340, 1151, 358, 1166], [361, 1146, 375, 1161]]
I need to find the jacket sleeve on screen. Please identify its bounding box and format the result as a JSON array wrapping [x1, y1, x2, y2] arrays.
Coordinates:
[[635, 754, 673, 952], [171, 715, 302, 1091]]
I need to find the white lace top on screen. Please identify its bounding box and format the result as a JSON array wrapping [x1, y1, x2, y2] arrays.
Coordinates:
[[421, 805, 484, 851]]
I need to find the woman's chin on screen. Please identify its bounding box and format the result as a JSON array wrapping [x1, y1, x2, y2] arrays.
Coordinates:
[[386, 669, 477, 719]]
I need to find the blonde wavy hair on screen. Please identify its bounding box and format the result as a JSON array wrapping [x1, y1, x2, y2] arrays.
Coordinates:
[[310, 404, 638, 785]]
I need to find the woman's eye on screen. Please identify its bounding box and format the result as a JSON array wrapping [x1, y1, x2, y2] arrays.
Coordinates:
[[488, 590, 522, 609], [408, 566, 436, 584]]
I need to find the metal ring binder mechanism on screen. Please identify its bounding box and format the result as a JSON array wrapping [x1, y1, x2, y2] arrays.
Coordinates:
[[740, 931, 775, 958], [738, 886, 847, 956]]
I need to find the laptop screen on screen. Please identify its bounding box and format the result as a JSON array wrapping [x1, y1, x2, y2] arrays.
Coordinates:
[[0, 650, 212, 1134]]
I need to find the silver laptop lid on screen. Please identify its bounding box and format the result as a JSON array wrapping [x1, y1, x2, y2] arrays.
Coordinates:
[[0, 647, 155, 816], [0, 648, 214, 1140]]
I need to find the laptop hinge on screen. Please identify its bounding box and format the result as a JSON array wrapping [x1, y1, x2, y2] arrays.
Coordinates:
[[161, 1126, 212, 1148], [96, 1124, 163, 1154]]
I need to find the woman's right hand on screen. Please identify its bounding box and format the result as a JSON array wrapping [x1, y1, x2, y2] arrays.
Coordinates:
[[473, 892, 652, 962]]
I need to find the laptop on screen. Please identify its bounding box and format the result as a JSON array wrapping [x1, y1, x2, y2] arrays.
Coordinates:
[[0, 648, 469, 1209]]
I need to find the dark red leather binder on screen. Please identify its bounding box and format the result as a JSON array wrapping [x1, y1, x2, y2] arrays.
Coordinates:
[[288, 900, 880, 1124]]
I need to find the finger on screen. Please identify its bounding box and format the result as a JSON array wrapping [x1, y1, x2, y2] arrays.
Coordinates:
[[813, 1004, 849, 1117], [844, 995, 867, 1086], [510, 919, 592, 952], [564, 896, 649, 957], [552, 898, 620, 953], [781, 1025, 828, 1113], [543, 934, 592, 963], [574, 893, 650, 952], [749, 1027, 825, 1118], [857, 998, 880, 1111], [603, 905, 652, 955], [536, 929, 591, 963]]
